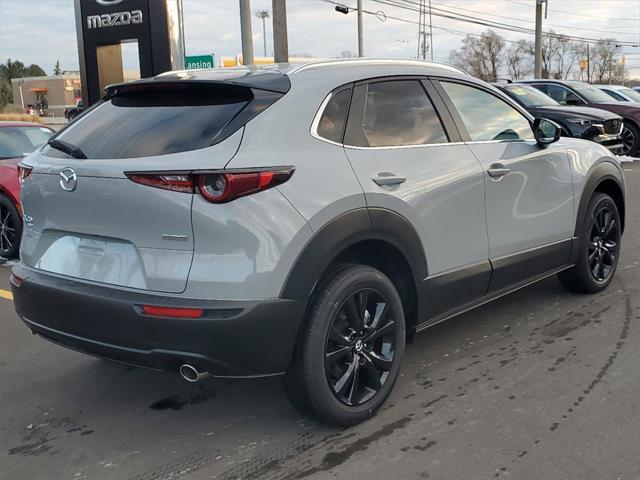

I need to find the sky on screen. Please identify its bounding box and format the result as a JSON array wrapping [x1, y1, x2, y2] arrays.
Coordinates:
[[0, 0, 639, 78]]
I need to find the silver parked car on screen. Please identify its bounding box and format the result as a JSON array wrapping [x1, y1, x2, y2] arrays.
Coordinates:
[[12, 60, 625, 426]]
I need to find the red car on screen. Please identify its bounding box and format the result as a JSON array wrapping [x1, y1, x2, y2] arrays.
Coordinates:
[[0, 121, 54, 258]]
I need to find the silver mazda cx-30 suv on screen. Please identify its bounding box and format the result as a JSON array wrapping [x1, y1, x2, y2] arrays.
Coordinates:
[[12, 60, 625, 426]]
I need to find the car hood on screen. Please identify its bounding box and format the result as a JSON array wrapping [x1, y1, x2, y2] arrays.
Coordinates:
[[587, 101, 640, 119], [528, 105, 620, 121], [0, 156, 22, 166]]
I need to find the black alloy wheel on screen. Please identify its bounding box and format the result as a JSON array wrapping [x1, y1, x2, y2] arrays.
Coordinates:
[[618, 121, 639, 156], [558, 193, 621, 294], [0, 196, 21, 259], [588, 203, 619, 283], [325, 288, 397, 406], [284, 264, 405, 426]]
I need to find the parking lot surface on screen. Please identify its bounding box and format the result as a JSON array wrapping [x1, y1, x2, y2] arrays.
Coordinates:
[[1, 163, 639, 480]]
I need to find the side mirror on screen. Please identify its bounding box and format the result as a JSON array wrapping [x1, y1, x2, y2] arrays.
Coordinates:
[[533, 118, 561, 146], [565, 93, 583, 105]]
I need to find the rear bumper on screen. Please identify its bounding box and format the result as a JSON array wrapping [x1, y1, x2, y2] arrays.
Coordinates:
[[11, 264, 305, 377]]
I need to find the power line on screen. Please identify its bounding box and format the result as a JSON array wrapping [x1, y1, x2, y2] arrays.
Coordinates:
[[504, 0, 640, 22], [431, 0, 640, 36], [322, 0, 537, 46], [371, 0, 640, 46]]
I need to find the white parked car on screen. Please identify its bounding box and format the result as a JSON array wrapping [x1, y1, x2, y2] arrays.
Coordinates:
[[595, 84, 640, 103]]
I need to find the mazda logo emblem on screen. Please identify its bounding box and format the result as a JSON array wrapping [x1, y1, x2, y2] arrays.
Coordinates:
[[59, 168, 78, 192], [96, 0, 124, 5]]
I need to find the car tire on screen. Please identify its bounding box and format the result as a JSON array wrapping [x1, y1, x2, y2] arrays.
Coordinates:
[[0, 195, 22, 259], [284, 264, 406, 426], [620, 121, 640, 157], [558, 193, 621, 294]]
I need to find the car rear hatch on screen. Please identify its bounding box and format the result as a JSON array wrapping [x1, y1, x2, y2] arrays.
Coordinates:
[[19, 72, 290, 293]]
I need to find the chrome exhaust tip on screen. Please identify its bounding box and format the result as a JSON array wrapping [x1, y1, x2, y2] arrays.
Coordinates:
[[179, 364, 210, 382]]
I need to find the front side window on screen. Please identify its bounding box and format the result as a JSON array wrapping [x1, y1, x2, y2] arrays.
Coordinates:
[[441, 81, 533, 142], [316, 88, 351, 143], [346, 80, 448, 147], [545, 84, 579, 105]]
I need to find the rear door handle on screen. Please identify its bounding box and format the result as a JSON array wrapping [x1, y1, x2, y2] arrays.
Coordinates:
[[372, 172, 407, 186], [487, 164, 511, 179]]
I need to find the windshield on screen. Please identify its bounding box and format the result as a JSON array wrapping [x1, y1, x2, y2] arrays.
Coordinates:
[[502, 84, 558, 107], [0, 126, 53, 159], [571, 83, 617, 103], [620, 88, 640, 102]]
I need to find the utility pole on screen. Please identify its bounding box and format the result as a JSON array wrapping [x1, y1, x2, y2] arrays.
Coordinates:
[[428, 0, 433, 61], [272, 0, 288, 63], [534, 0, 544, 78], [255, 10, 270, 57], [239, 0, 254, 65], [357, 0, 363, 57], [417, 0, 426, 60], [586, 43, 590, 83]]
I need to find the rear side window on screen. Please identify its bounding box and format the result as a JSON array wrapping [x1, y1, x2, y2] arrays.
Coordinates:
[[316, 88, 351, 143], [441, 81, 533, 142], [345, 80, 448, 147], [43, 84, 260, 159]]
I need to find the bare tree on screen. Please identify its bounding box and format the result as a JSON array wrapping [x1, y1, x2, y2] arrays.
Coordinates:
[[449, 30, 505, 81], [506, 40, 533, 80]]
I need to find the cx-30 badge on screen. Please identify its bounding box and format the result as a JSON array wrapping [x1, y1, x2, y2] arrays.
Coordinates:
[[59, 168, 78, 192]]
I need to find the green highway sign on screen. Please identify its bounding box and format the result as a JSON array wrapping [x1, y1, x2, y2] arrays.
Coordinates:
[[185, 54, 216, 70]]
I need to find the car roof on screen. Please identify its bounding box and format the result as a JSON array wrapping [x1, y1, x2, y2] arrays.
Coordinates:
[[151, 59, 470, 92], [592, 84, 630, 91]]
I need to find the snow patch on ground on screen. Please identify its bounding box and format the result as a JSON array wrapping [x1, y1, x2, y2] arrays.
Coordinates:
[[617, 155, 639, 163]]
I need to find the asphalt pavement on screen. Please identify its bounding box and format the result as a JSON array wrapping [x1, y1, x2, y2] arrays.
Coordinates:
[[1, 162, 639, 480]]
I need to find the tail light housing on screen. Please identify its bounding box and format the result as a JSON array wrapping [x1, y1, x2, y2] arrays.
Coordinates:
[[126, 167, 294, 203], [18, 165, 32, 184]]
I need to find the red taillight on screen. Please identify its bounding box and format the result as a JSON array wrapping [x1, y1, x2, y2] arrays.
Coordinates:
[[197, 169, 294, 203], [18, 165, 32, 184], [142, 305, 203, 318], [126, 168, 294, 203], [128, 174, 194, 193]]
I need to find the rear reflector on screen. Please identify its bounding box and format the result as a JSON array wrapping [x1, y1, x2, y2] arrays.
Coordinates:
[[142, 305, 203, 318], [10, 273, 23, 287]]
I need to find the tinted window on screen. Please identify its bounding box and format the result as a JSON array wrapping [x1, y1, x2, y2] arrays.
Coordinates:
[[0, 126, 53, 158], [347, 80, 448, 147], [571, 83, 615, 103], [545, 84, 577, 104], [441, 82, 533, 141], [43, 85, 253, 159], [316, 88, 351, 143]]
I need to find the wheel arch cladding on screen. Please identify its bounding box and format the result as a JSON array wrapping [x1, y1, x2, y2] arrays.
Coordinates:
[[280, 207, 427, 335], [574, 161, 625, 244]]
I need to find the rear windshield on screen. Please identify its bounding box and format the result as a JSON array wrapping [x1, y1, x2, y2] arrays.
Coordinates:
[[43, 85, 253, 159], [0, 126, 53, 159]]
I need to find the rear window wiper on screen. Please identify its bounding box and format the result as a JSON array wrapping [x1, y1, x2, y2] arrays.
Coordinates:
[[47, 139, 87, 159]]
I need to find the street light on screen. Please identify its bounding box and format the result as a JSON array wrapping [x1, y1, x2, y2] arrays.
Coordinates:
[[255, 10, 270, 57]]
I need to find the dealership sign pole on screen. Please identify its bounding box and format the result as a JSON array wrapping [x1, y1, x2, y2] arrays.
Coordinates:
[[74, 0, 186, 106]]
